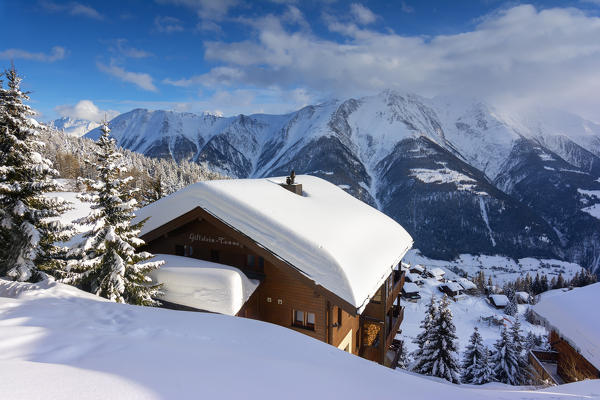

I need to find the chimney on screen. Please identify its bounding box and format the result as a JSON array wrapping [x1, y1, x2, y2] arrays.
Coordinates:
[[280, 170, 302, 195]]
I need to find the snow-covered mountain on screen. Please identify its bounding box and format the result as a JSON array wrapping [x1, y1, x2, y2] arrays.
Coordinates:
[[50, 117, 100, 137], [85, 90, 600, 272]]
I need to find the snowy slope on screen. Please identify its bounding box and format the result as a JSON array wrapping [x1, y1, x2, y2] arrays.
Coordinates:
[[1, 279, 599, 399], [50, 117, 100, 137]]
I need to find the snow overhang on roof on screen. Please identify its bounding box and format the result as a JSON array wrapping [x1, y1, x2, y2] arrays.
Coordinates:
[[150, 254, 259, 316], [134, 175, 413, 313], [533, 283, 600, 371]]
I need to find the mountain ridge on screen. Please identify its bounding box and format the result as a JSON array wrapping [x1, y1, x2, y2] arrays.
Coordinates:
[[79, 90, 600, 272]]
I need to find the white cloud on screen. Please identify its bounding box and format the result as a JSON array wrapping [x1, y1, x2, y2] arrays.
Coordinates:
[[191, 5, 600, 121], [400, 1, 414, 14], [156, 0, 238, 20], [154, 15, 184, 33], [97, 61, 158, 92], [350, 3, 377, 25], [55, 100, 119, 122], [111, 39, 153, 58], [0, 46, 66, 62], [40, 1, 103, 20]]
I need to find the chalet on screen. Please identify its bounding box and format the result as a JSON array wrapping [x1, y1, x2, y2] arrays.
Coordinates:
[[516, 291, 530, 304], [531, 283, 600, 384], [402, 282, 421, 301], [489, 294, 509, 308], [439, 281, 463, 298], [457, 278, 477, 294], [426, 267, 445, 280], [405, 272, 424, 285], [410, 264, 425, 275], [134, 175, 413, 368]]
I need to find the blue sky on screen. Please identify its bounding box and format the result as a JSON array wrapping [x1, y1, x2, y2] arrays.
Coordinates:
[[1, 0, 600, 122]]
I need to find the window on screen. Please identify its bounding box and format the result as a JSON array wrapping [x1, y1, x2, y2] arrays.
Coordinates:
[[185, 245, 193, 257], [246, 254, 255, 268], [257, 257, 264, 273], [337, 307, 342, 327], [175, 245, 184, 256], [210, 250, 220, 262], [292, 309, 315, 331], [372, 288, 382, 303]]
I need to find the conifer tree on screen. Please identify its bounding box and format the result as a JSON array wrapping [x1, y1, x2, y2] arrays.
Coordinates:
[[395, 339, 410, 369], [412, 295, 438, 358], [0, 66, 73, 281], [491, 326, 521, 385], [414, 295, 461, 383], [67, 121, 162, 305], [461, 327, 486, 384], [472, 346, 495, 385]]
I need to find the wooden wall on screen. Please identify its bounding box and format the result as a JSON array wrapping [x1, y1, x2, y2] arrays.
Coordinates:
[[550, 331, 600, 382]]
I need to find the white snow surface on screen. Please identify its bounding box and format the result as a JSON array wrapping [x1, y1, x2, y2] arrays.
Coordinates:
[[534, 283, 600, 371], [457, 278, 477, 290], [134, 175, 413, 311], [149, 254, 259, 315], [1, 280, 599, 399], [404, 250, 581, 286], [442, 281, 463, 293]]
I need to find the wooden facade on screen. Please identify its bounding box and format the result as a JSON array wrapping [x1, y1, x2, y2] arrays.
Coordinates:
[[549, 330, 600, 383], [141, 205, 406, 366]]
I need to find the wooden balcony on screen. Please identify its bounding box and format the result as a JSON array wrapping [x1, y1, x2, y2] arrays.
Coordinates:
[[529, 350, 562, 385], [386, 304, 404, 348], [385, 270, 405, 311]]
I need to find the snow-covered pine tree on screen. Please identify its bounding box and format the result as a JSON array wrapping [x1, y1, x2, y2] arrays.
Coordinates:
[[505, 292, 518, 316], [461, 327, 486, 384], [67, 121, 163, 305], [510, 316, 530, 383], [412, 295, 438, 359], [395, 339, 410, 369], [414, 295, 461, 383], [472, 346, 495, 385], [0, 66, 73, 281], [491, 326, 522, 385]]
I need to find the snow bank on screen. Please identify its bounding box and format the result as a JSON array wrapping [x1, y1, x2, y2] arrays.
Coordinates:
[[150, 254, 259, 315], [134, 175, 413, 311], [0, 280, 597, 399], [534, 283, 600, 371]]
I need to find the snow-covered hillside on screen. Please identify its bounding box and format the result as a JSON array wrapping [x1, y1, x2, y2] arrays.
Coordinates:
[[50, 116, 100, 137], [85, 90, 600, 272], [404, 250, 582, 286], [396, 268, 546, 356], [1, 279, 599, 400]]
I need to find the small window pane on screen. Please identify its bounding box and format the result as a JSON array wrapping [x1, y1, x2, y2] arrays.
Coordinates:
[[246, 254, 255, 267], [307, 312, 315, 325], [294, 310, 304, 324]]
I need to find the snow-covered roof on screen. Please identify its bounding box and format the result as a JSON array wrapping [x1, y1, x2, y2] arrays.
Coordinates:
[[428, 267, 445, 276], [405, 272, 423, 282], [489, 294, 509, 307], [402, 282, 420, 294], [135, 175, 413, 312], [442, 282, 462, 293], [411, 264, 425, 272], [533, 283, 600, 370], [150, 254, 259, 315], [457, 278, 477, 290], [516, 291, 530, 302]]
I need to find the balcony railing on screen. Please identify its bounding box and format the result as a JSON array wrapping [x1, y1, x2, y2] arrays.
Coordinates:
[[529, 350, 562, 385], [386, 270, 405, 311], [386, 305, 405, 348]]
